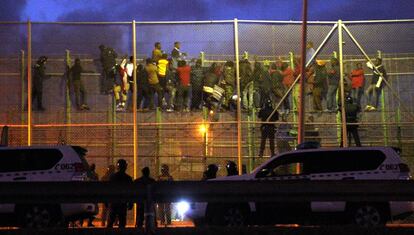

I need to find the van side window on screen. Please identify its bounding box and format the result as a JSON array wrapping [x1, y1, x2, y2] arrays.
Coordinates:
[[256, 154, 305, 178], [0, 149, 63, 172], [305, 150, 386, 174]]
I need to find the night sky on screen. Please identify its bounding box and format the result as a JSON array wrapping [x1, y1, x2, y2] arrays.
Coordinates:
[[1, 0, 413, 22]]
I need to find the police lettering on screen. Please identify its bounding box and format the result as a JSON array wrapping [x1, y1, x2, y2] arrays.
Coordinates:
[[55, 163, 75, 171], [379, 164, 398, 171]]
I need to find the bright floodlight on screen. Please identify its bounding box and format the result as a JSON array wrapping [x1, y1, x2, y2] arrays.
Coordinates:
[[176, 200, 190, 220]]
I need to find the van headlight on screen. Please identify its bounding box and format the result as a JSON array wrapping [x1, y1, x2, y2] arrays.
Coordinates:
[[175, 200, 190, 219]]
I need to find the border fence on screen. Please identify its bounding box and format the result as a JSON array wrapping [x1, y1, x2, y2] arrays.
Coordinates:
[[0, 19, 414, 181]]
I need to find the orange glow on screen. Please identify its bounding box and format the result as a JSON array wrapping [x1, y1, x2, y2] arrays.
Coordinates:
[[198, 123, 208, 135]]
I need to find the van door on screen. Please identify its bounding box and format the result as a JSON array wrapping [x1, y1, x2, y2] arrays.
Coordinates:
[[254, 153, 311, 224]]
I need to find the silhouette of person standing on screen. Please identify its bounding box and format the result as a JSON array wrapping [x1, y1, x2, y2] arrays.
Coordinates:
[[107, 159, 132, 228], [134, 167, 156, 229]]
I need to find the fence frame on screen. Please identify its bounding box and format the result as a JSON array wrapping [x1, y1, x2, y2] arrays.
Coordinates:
[[1, 18, 414, 176]]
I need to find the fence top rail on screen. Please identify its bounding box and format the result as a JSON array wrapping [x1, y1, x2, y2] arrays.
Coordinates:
[[24, 20, 235, 25], [238, 19, 337, 24], [28, 21, 132, 25], [1, 18, 413, 25], [342, 19, 414, 24], [0, 21, 26, 24]]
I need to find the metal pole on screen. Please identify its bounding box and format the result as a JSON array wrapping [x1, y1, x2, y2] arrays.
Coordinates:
[[27, 20, 32, 146], [156, 108, 161, 175], [110, 97, 116, 164], [65, 50, 72, 144], [132, 20, 138, 180], [20, 50, 26, 125], [234, 18, 243, 175], [298, 0, 308, 144], [395, 56, 402, 149], [338, 20, 348, 147], [132, 20, 138, 225], [202, 108, 208, 163]]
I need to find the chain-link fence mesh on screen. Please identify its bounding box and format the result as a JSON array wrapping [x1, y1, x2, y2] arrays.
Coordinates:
[[0, 20, 414, 186]]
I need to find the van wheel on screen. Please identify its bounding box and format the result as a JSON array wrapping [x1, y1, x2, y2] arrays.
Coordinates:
[[208, 204, 248, 226], [349, 204, 387, 227], [19, 205, 62, 228]]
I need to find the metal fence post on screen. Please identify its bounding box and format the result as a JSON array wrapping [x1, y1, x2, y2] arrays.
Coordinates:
[[289, 52, 298, 148], [247, 109, 256, 172], [27, 20, 32, 146], [109, 96, 116, 165], [20, 50, 26, 125], [202, 107, 209, 166], [65, 50, 72, 144], [394, 57, 402, 149], [338, 20, 348, 147], [234, 18, 242, 175], [298, 0, 308, 145], [333, 51, 342, 146], [133, 20, 138, 180], [155, 108, 162, 175]]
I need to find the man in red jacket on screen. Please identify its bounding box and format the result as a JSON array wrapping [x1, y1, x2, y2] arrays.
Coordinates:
[[350, 62, 365, 108], [176, 60, 191, 112]]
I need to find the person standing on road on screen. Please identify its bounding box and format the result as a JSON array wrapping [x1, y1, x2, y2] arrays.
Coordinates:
[[226, 161, 238, 176], [85, 163, 99, 226], [157, 164, 174, 226], [107, 159, 133, 228], [135, 167, 156, 229], [100, 164, 115, 227], [202, 164, 218, 180]]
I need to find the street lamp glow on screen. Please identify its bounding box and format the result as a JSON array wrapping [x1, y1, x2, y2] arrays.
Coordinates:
[[199, 123, 208, 135]]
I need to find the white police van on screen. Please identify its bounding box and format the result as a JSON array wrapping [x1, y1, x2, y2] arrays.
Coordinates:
[[0, 145, 98, 228], [185, 147, 414, 227]]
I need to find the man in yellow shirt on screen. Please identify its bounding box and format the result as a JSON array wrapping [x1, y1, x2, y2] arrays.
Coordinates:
[[145, 58, 162, 109], [152, 42, 163, 63]]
